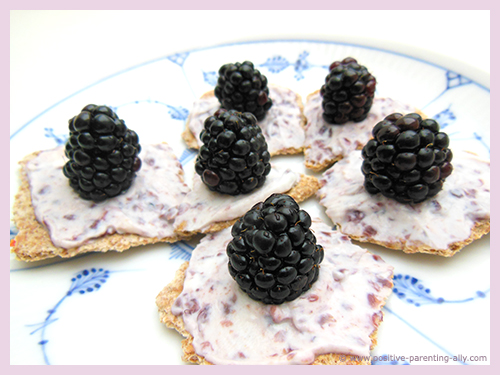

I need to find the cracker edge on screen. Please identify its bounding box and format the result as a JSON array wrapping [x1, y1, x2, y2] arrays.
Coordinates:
[[338, 219, 490, 257], [174, 174, 321, 237], [303, 90, 425, 172], [156, 261, 387, 365], [181, 86, 306, 156], [11, 151, 193, 262]]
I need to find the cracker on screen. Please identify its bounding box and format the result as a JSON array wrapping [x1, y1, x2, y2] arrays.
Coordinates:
[[317, 151, 490, 257], [174, 174, 320, 237], [156, 262, 378, 365], [182, 86, 306, 156], [11, 151, 191, 262], [305, 154, 344, 172], [181, 126, 199, 150]]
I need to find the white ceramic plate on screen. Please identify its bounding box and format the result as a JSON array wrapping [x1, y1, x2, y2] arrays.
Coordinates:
[[10, 40, 490, 365]]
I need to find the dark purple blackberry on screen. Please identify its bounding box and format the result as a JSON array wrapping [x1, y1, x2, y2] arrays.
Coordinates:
[[62, 104, 141, 202], [214, 61, 272, 121], [195, 109, 271, 195], [320, 57, 376, 125], [227, 194, 324, 305], [361, 113, 453, 204]]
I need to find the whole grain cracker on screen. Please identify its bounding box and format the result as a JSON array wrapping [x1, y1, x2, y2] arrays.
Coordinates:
[[11, 151, 192, 262], [316, 149, 490, 257], [182, 87, 306, 156], [156, 262, 381, 365]]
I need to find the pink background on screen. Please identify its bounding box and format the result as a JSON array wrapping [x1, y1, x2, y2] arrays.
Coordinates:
[[5, 0, 495, 371]]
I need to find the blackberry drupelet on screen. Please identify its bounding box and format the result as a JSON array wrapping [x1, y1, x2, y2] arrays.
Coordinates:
[[227, 194, 324, 305], [62, 104, 141, 202], [195, 109, 271, 195], [214, 61, 273, 121], [320, 57, 376, 125], [361, 113, 453, 204]]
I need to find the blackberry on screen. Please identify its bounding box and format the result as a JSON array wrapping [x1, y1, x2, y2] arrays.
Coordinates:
[[227, 194, 324, 305], [195, 109, 271, 195], [361, 113, 453, 204], [214, 61, 273, 121], [62, 104, 141, 202], [320, 57, 376, 124]]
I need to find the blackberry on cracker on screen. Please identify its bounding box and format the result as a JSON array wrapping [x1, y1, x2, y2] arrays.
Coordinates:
[[63, 104, 141, 202], [320, 57, 376, 125], [361, 113, 453, 204], [214, 61, 273, 121], [195, 109, 271, 195], [227, 194, 325, 305]]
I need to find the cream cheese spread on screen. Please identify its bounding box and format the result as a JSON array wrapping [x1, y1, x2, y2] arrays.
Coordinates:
[[186, 85, 305, 155], [172, 219, 393, 365], [173, 165, 300, 233], [26, 143, 190, 249], [318, 150, 490, 251], [304, 93, 417, 169]]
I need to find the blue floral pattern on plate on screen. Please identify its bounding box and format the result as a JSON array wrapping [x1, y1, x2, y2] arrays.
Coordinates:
[[26, 268, 110, 365], [393, 274, 489, 307]]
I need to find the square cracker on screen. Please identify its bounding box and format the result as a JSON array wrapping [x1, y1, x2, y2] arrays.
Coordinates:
[[11, 151, 191, 262]]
